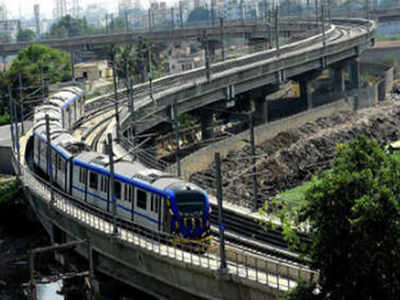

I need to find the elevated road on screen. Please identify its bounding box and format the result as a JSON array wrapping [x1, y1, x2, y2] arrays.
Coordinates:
[[11, 18, 375, 300], [0, 20, 319, 56], [114, 19, 375, 137]]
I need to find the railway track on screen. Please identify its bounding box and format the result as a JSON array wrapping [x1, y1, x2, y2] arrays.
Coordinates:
[[72, 19, 374, 266]]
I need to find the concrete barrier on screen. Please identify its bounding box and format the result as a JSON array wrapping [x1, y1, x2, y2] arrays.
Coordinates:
[[180, 99, 353, 179]]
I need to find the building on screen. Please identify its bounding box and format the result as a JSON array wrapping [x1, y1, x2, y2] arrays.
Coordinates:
[[74, 61, 112, 81]]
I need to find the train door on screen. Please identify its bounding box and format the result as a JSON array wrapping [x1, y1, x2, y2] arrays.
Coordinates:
[[151, 195, 162, 232], [88, 171, 100, 206]]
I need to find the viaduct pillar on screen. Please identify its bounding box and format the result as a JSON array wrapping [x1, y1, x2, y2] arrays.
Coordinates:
[[349, 58, 361, 90], [299, 79, 314, 110], [200, 110, 215, 141]]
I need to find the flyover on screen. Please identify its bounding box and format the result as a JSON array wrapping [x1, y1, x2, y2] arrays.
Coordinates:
[[0, 20, 320, 56], [111, 19, 375, 147], [11, 18, 376, 300]]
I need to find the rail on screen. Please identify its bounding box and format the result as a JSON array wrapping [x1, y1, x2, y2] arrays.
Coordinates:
[[11, 140, 317, 293]]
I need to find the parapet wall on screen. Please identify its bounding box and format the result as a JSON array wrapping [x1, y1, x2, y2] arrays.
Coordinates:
[[180, 99, 353, 179]]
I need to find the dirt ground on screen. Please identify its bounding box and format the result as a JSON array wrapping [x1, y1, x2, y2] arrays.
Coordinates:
[[192, 96, 400, 209]]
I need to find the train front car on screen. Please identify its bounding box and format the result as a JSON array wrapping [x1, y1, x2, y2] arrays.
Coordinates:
[[166, 183, 211, 252]]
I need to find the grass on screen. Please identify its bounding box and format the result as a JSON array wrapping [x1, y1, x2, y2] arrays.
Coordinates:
[[277, 181, 315, 208], [376, 34, 400, 42], [0, 180, 21, 205], [0, 113, 10, 126]]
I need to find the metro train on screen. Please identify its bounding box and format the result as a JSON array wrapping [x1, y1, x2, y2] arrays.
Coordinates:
[[31, 87, 211, 248]]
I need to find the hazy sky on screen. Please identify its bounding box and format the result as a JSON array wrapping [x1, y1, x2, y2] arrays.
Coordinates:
[[7, 0, 178, 19]]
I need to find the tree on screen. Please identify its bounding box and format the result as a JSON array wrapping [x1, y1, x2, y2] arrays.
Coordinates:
[[0, 44, 72, 118], [17, 29, 36, 42], [0, 32, 11, 43], [187, 7, 210, 25], [267, 137, 400, 299], [106, 38, 159, 85], [49, 15, 91, 38]]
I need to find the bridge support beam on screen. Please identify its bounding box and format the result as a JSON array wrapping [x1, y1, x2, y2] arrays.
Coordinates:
[[200, 110, 215, 141], [349, 58, 361, 90], [299, 79, 314, 110], [333, 67, 345, 93], [252, 97, 269, 124]]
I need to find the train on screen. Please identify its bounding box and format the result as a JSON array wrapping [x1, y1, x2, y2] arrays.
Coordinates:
[[31, 86, 211, 248]]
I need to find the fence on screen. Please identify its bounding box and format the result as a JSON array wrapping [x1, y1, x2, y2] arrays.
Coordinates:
[[11, 137, 316, 293]]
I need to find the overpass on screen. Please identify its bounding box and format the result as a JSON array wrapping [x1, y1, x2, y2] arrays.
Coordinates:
[[0, 19, 319, 57], [11, 18, 376, 300]]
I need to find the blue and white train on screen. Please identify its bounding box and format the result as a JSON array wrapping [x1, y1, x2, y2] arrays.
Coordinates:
[[31, 87, 211, 247]]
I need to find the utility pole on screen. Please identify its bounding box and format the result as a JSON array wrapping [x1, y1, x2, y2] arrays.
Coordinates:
[[107, 133, 119, 236], [112, 59, 121, 141], [148, 8, 152, 31], [179, 2, 183, 28], [8, 87, 16, 154], [211, 0, 215, 26], [240, 0, 244, 24], [105, 14, 109, 33], [125, 11, 129, 32], [215, 152, 227, 272], [220, 17, 225, 61], [171, 7, 175, 29], [71, 51, 76, 85], [148, 46, 154, 105], [9, 86, 20, 177], [274, 7, 280, 57], [365, 0, 370, 20], [171, 101, 181, 177], [321, 3, 326, 47], [249, 114, 258, 211], [45, 114, 55, 204], [125, 60, 135, 159], [315, 0, 319, 26], [18, 73, 24, 135], [201, 31, 211, 82]]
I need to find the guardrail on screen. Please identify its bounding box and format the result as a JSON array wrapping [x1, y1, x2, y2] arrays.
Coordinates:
[[11, 141, 317, 292]]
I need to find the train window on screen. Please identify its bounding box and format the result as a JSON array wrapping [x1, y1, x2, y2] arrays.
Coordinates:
[[100, 176, 108, 193], [137, 189, 147, 210], [79, 168, 87, 184], [124, 185, 133, 203], [89, 172, 98, 190], [57, 156, 62, 170], [151, 196, 160, 213], [115, 181, 121, 200]]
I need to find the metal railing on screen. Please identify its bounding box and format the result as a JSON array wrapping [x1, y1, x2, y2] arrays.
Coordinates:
[[11, 141, 316, 293]]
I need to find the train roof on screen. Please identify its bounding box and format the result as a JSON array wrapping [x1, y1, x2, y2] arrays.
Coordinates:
[[48, 86, 83, 110]]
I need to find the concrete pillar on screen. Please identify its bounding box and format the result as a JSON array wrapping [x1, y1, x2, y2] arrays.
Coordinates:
[[200, 112, 214, 141], [207, 41, 217, 62], [349, 58, 360, 90], [252, 97, 268, 124], [300, 80, 313, 110], [333, 67, 345, 93]]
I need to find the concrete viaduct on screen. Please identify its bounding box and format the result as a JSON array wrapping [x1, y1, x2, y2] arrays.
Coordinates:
[[11, 18, 376, 300], [0, 20, 321, 57]]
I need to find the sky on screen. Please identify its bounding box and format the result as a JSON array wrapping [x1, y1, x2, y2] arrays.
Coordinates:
[[5, 0, 178, 19]]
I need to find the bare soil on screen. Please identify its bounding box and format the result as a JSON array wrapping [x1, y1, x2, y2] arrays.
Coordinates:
[[191, 97, 400, 209]]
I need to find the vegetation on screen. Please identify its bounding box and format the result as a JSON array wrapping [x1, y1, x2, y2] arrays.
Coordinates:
[[187, 7, 210, 25], [0, 180, 21, 206], [106, 38, 160, 85], [49, 15, 99, 38], [0, 44, 72, 123], [0, 32, 11, 43], [261, 137, 400, 300], [16, 29, 36, 42]]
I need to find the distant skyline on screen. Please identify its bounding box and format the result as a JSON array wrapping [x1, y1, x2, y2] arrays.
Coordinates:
[[5, 0, 179, 19]]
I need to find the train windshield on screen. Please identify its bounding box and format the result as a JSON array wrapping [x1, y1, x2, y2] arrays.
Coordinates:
[[175, 192, 206, 216]]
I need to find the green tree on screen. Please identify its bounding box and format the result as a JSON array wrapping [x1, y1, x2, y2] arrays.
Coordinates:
[[0, 44, 72, 118], [17, 29, 36, 42], [49, 15, 91, 38], [187, 7, 210, 25], [0, 32, 11, 43], [106, 38, 160, 85], [267, 137, 400, 299]]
